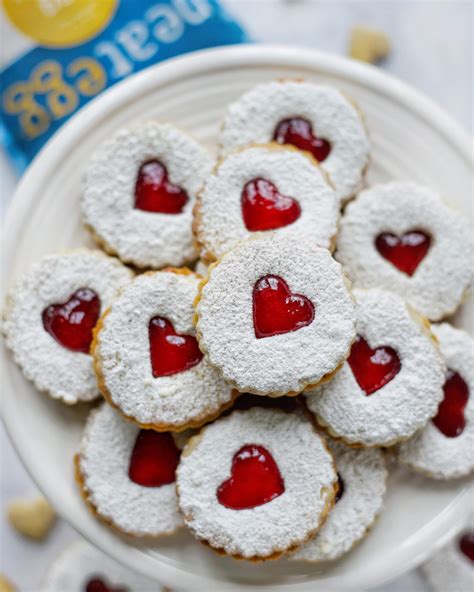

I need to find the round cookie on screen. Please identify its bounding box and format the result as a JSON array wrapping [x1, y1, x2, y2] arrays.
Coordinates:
[[75, 403, 183, 537], [82, 122, 213, 269], [337, 182, 474, 321], [194, 144, 338, 261], [93, 269, 236, 431], [305, 289, 445, 447], [41, 539, 161, 592], [194, 235, 356, 396], [218, 81, 370, 205], [291, 440, 387, 562], [422, 521, 474, 592], [397, 323, 474, 479], [176, 407, 337, 560], [3, 250, 132, 404]]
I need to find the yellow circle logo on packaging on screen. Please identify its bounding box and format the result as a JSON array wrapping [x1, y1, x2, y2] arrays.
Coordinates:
[[4, 0, 118, 47]]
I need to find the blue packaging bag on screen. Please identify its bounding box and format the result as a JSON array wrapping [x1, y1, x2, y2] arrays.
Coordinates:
[[1, 0, 248, 172]]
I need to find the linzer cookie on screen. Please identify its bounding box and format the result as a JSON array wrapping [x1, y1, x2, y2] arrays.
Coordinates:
[[82, 122, 213, 269], [194, 144, 338, 261], [305, 289, 445, 447], [422, 521, 474, 592], [218, 81, 370, 205], [337, 182, 474, 321], [194, 235, 356, 396], [291, 440, 387, 562], [41, 540, 161, 592], [3, 250, 132, 404], [75, 404, 183, 537], [176, 408, 337, 560], [93, 269, 236, 431], [397, 323, 473, 479]]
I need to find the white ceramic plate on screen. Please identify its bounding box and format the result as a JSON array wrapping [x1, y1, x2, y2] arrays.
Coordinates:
[[2, 46, 473, 592]]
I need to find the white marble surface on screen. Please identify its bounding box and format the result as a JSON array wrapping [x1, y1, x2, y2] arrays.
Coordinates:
[[1, 1, 472, 591]]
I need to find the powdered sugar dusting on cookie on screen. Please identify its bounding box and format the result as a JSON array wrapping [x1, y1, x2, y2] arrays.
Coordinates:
[[77, 404, 182, 537], [3, 250, 132, 404], [305, 289, 445, 446], [291, 441, 387, 562], [95, 270, 234, 429], [82, 122, 213, 268], [195, 145, 338, 261], [41, 539, 161, 592], [195, 235, 356, 395], [219, 82, 370, 205], [177, 408, 337, 559], [397, 323, 474, 479], [337, 182, 474, 321]]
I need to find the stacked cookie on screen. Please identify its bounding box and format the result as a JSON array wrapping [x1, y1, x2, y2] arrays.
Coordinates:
[[4, 80, 473, 564]]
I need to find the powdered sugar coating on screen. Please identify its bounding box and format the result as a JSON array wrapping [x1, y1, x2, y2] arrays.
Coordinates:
[[82, 122, 213, 268], [195, 235, 356, 395], [194, 259, 209, 277], [76, 404, 183, 537], [397, 323, 474, 479], [195, 145, 339, 261], [95, 270, 234, 429], [3, 250, 132, 404], [305, 289, 445, 446], [291, 441, 387, 562], [337, 182, 474, 321], [41, 539, 161, 592], [422, 518, 474, 592], [219, 82, 370, 205], [177, 408, 337, 559]]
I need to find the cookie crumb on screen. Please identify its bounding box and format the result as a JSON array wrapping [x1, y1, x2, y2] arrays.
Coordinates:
[[349, 26, 390, 63], [0, 575, 16, 592], [6, 495, 56, 540]]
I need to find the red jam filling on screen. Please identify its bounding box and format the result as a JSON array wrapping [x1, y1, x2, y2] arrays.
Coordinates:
[[149, 317, 203, 377], [134, 160, 188, 214], [348, 335, 401, 395], [459, 531, 474, 562], [217, 444, 285, 510], [335, 473, 345, 503], [253, 275, 315, 339], [273, 118, 331, 162], [42, 288, 100, 353], [375, 230, 431, 276], [241, 178, 301, 231], [85, 578, 126, 592], [128, 430, 180, 487], [432, 369, 469, 438]]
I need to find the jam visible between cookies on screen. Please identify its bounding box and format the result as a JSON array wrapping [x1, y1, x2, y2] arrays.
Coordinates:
[[85, 577, 127, 592], [253, 275, 315, 339], [348, 335, 401, 395], [149, 316, 203, 377], [217, 445, 285, 510], [128, 430, 180, 487], [335, 473, 345, 503], [42, 288, 100, 353], [135, 160, 188, 214], [241, 178, 301, 231], [273, 118, 331, 162], [432, 369, 469, 438], [375, 230, 431, 276], [459, 531, 474, 562]]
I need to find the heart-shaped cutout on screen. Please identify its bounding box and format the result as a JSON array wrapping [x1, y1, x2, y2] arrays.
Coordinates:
[[432, 369, 469, 438], [217, 445, 285, 510], [149, 316, 203, 377], [241, 178, 301, 231], [134, 160, 188, 214], [459, 532, 474, 563], [273, 117, 331, 162], [253, 275, 315, 339], [348, 335, 401, 395], [85, 578, 127, 592], [128, 430, 180, 487], [42, 288, 100, 353], [375, 230, 431, 276]]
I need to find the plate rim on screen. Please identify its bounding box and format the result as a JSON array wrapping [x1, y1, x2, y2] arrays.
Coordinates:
[[2, 44, 473, 592]]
